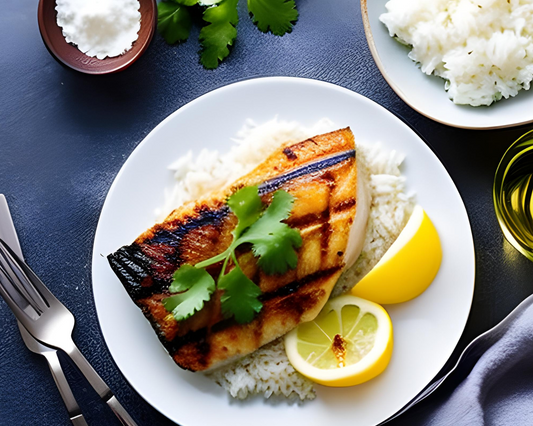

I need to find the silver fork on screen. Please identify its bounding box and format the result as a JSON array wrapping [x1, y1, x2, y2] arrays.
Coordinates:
[[18, 324, 88, 425], [0, 195, 87, 425], [0, 238, 137, 426]]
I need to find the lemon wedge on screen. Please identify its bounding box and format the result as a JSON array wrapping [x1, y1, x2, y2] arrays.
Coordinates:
[[351, 205, 442, 304], [284, 295, 393, 387]]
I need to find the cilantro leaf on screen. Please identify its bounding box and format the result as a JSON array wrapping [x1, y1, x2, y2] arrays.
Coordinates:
[[239, 190, 302, 275], [169, 264, 210, 292], [247, 0, 298, 36], [163, 187, 302, 324], [195, 185, 262, 269], [163, 265, 215, 321], [199, 0, 239, 69], [228, 185, 263, 239], [219, 263, 262, 324], [158, 2, 193, 44]]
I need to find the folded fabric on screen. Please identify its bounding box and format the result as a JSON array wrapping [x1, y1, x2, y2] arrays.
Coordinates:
[[416, 294, 533, 426]]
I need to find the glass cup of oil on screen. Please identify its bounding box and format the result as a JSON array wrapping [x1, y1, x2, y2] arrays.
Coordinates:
[[493, 129, 533, 261]]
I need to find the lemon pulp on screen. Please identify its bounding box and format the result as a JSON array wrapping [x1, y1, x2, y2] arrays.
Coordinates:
[[285, 295, 393, 387], [351, 205, 442, 304]]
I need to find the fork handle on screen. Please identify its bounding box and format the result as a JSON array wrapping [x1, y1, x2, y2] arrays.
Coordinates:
[[71, 415, 89, 426], [42, 351, 88, 426], [66, 343, 138, 426]]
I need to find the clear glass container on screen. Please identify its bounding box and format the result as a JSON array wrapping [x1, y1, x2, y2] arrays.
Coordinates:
[[493, 130, 533, 261]]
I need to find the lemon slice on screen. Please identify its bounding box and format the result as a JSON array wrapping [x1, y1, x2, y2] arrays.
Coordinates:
[[351, 205, 442, 304], [284, 295, 393, 387]]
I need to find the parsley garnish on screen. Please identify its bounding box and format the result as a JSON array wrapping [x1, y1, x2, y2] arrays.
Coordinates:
[[162, 186, 302, 323], [156, 0, 298, 68], [247, 0, 298, 36]]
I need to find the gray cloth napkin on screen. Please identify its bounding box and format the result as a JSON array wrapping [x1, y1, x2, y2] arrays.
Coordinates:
[[417, 294, 533, 426]]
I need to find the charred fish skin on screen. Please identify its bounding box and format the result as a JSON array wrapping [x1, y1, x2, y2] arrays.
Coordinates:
[[108, 205, 230, 300], [107, 128, 364, 371]]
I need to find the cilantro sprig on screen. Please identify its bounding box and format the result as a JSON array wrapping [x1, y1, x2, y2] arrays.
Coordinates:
[[247, 0, 298, 36], [157, 0, 298, 69], [199, 0, 239, 69], [162, 186, 302, 323], [157, 2, 193, 44]]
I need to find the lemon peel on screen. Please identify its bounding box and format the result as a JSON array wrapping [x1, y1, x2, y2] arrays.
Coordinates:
[[351, 205, 442, 304]]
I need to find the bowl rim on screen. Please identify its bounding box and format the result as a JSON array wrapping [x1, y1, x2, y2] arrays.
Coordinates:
[[360, 0, 533, 130]]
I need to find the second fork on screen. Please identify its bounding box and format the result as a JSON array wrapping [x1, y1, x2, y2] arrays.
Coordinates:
[[0, 238, 137, 426]]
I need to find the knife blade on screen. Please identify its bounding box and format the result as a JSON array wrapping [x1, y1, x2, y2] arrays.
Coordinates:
[[0, 195, 87, 426], [0, 195, 22, 255]]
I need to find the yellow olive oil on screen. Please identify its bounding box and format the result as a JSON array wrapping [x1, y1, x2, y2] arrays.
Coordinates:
[[494, 131, 533, 261]]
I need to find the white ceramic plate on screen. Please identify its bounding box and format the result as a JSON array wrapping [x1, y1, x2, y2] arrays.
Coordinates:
[[92, 77, 475, 426], [361, 0, 533, 129]]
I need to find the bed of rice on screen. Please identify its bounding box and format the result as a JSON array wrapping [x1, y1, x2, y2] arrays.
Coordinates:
[[380, 0, 533, 106], [159, 118, 414, 401]]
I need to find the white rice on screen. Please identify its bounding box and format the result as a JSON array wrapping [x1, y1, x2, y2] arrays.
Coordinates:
[[380, 0, 533, 106], [156, 118, 337, 221], [160, 118, 414, 401]]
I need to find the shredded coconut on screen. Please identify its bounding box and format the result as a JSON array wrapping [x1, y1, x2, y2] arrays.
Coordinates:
[[56, 0, 141, 59]]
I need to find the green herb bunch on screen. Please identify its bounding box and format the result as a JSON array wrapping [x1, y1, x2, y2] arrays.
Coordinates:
[[157, 0, 299, 69], [163, 185, 302, 324]]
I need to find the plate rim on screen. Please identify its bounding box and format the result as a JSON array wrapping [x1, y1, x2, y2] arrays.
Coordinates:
[[360, 0, 533, 130], [91, 75, 476, 425]]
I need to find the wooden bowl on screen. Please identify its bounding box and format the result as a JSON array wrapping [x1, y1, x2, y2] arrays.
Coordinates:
[[37, 0, 157, 74]]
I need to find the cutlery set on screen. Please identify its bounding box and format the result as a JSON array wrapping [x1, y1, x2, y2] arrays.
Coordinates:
[[0, 195, 136, 426]]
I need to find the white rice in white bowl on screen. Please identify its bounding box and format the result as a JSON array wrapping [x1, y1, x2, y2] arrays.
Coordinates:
[[159, 118, 414, 401], [380, 0, 533, 106]]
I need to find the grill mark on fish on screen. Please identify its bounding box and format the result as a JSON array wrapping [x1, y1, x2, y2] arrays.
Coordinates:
[[288, 210, 329, 229], [289, 197, 354, 229], [149, 206, 230, 247], [320, 221, 332, 259], [259, 266, 342, 302], [332, 197, 356, 213], [257, 150, 354, 195]]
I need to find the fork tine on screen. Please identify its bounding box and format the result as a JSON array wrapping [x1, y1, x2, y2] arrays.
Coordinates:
[[0, 249, 45, 314], [0, 260, 43, 315], [0, 239, 49, 313], [8, 246, 62, 308], [0, 266, 35, 324]]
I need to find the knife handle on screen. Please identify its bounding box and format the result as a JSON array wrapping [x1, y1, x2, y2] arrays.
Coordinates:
[[65, 343, 138, 426], [107, 395, 138, 426]]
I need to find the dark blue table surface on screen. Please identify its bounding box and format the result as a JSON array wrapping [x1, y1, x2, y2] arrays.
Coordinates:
[[1, 1, 533, 425]]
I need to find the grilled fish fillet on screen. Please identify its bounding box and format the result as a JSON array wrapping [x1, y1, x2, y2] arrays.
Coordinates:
[[108, 128, 370, 372]]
